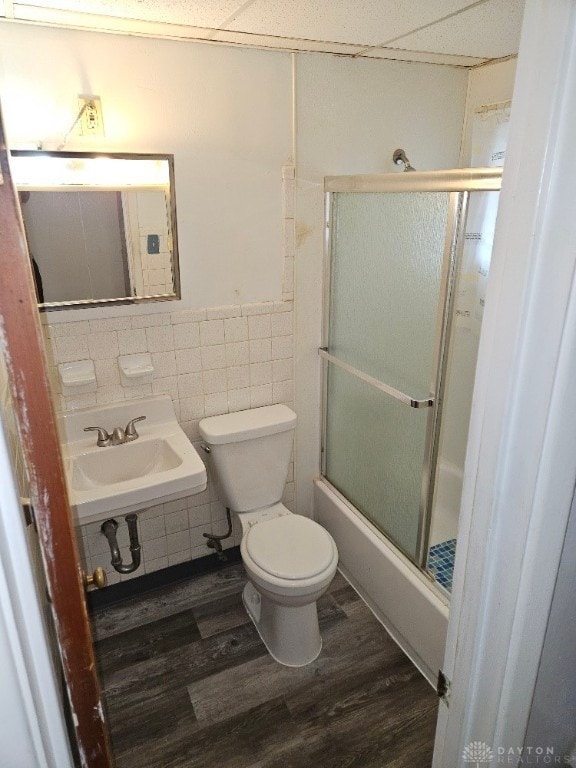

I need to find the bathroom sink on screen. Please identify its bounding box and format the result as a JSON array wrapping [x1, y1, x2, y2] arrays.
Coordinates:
[[71, 438, 182, 490], [58, 395, 207, 524]]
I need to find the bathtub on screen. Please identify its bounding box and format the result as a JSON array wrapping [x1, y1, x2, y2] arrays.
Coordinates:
[[314, 478, 449, 686]]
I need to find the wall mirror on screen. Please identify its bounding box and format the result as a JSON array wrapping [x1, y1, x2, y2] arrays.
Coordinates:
[[11, 151, 180, 310]]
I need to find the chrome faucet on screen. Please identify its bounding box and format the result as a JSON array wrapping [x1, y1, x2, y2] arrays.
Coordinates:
[[84, 416, 146, 447]]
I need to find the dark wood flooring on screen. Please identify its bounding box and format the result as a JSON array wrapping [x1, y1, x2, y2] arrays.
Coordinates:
[[91, 564, 438, 768]]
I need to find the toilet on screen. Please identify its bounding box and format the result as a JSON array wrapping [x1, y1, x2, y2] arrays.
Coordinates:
[[199, 405, 338, 667]]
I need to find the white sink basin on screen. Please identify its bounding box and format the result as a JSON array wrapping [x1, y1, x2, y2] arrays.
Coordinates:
[[71, 437, 182, 490], [59, 395, 207, 524]]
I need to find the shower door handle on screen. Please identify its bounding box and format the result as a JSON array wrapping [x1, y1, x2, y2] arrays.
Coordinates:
[[318, 348, 434, 409]]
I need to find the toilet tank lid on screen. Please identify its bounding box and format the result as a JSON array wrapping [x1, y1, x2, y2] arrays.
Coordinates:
[[199, 405, 296, 445]]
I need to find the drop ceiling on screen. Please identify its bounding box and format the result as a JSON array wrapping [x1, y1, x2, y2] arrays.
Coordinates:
[[0, 0, 525, 66]]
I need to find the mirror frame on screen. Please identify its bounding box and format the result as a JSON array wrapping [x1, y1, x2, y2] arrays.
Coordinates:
[[11, 150, 181, 311]]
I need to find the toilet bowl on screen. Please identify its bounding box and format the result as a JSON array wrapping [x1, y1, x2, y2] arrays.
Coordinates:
[[199, 406, 338, 667]]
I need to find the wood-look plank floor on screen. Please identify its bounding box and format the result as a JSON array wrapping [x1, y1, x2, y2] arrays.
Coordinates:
[[91, 565, 438, 768]]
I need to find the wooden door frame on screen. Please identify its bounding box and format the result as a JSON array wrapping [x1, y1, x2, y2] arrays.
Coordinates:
[[0, 106, 113, 766]]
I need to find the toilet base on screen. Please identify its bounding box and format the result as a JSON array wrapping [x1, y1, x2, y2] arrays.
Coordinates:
[[242, 581, 322, 667]]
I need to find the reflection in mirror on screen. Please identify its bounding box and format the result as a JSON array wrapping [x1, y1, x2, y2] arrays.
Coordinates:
[[10, 151, 180, 310]]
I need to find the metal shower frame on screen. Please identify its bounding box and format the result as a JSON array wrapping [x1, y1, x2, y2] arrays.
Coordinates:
[[320, 167, 502, 571]]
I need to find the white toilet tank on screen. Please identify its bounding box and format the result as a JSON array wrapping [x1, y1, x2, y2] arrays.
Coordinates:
[[199, 405, 296, 512]]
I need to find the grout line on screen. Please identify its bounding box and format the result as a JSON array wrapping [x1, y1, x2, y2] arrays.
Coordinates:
[[352, 0, 495, 58], [291, 52, 297, 167], [213, 0, 261, 35], [458, 66, 474, 167]]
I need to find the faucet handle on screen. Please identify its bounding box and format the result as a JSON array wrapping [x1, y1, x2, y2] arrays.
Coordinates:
[[84, 426, 112, 447], [125, 416, 146, 440]]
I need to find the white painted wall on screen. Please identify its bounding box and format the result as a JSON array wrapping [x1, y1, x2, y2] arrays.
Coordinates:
[[293, 53, 469, 516], [0, 22, 292, 317], [460, 58, 518, 166]]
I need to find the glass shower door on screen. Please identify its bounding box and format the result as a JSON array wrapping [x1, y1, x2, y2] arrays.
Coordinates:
[[322, 190, 456, 562]]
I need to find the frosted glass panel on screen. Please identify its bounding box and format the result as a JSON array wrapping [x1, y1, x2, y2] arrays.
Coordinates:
[[325, 364, 429, 558], [329, 192, 450, 398], [325, 190, 453, 562]]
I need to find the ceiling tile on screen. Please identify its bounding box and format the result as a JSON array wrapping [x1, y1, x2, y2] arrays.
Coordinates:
[[13, 4, 216, 39], [225, 0, 475, 48], [13, 0, 245, 29], [388, 0, 525, 59], [9, 0, 525, 62]]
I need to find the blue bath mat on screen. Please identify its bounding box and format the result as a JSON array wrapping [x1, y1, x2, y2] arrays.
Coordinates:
[[428, 538, 457, 592]]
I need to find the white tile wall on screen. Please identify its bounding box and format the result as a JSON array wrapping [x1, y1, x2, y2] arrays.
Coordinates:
[[43, 166, 296, 581]]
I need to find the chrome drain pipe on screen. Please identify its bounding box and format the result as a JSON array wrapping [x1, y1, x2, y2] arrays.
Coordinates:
[[101, 514, 142, 574]]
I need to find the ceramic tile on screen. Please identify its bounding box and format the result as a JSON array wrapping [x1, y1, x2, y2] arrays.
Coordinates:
[[241, 302, 274, 316], [250, 384, 273, 408], [249, 338, 272, 363], [89, 317, 132, 333], [151, 351, 178, 376], [224, 317, 249, 343], [203, 369, 227, 395], [204, 392, 228, 417], [54, 334, 90, 363], [201, 345, 227, 371], [146, 325, 175, 353], [248, 315, 272, 340], [176, 348, 203, 374], [225, 342, 250, 367], [271, 312, 293, 338], [87, 331, 120, 360], [171, 309, 207, 324], [199, 320, 225, 346], [272, 359, 292, 382], [117, 329, 147, 355], [250, 362, 272, 386], [206, 305, 241, 320], [227, 365, 250, 390], [273, 380, 293, 404], [173, 323, 201, 350]]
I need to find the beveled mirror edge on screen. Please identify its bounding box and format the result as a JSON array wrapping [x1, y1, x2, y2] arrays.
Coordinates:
[[167, 151, 181, 307], [10, 150, 181, 312]]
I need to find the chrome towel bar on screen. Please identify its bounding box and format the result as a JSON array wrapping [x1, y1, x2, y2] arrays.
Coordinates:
[[318, 348, 433, 409]]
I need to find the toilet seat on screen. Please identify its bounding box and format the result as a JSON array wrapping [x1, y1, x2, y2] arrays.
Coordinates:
[[244, 515, 336, 580]]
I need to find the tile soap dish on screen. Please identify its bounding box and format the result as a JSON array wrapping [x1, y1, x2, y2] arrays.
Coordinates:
[[58, 360, 97, 395], [119, 353, 154, 386]]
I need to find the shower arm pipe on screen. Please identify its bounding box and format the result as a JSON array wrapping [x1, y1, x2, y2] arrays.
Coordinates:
[[318, 348, 433, 409]]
